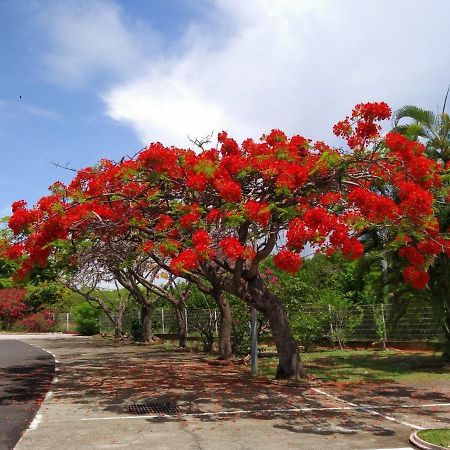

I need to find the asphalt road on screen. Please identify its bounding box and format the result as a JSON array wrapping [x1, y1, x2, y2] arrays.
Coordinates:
[[0, 340, 54, 450]]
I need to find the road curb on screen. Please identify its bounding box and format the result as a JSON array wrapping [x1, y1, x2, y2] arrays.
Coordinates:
[[410, 430, 448, 450], [13, 343, 56, 449]]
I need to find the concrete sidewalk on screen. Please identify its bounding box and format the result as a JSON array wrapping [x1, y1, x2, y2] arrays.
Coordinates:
[[14, 337, 450, 449]]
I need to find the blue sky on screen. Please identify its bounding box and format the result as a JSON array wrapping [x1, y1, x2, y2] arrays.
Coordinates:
[[1, 0, 449, 216]]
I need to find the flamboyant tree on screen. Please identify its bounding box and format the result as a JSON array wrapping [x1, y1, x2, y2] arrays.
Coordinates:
[[4, 102, 449, 378]]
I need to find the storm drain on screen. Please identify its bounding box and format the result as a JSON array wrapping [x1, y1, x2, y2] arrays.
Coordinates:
[[127, 402, 180, 415]]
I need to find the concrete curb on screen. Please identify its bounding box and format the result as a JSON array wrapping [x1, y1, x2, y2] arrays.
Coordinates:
[[410, 430, 449, 450], [13, 343, 57, 449]]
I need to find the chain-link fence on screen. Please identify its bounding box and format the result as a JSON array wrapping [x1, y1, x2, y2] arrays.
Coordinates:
[[293, 303, 445, 344], [54, 303, 445, 343]]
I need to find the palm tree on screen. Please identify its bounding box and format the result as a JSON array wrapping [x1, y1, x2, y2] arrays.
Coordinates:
[[392, 91, 450, 163]]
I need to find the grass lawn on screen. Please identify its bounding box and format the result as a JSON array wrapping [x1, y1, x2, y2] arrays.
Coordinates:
[[417, 428, 450, 447], [258, 349, 450, 382], [102, 337, 450, 383]]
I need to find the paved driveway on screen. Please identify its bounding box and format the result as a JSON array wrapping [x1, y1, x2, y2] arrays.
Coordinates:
[[11, 337, 450, 450]]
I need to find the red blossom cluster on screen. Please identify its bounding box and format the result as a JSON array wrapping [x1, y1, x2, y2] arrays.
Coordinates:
[[179, 207, 202, 230], [402, 266, 430, 290], [286, 218, 309, 250], [333, 101, 391, 150], [142, 241, 155, 252], [348, 188, 399, 223], [170, 249, 199, 275], [273, 249, 303, 274], [244, 201, 271, 226], [192, 229, 214, 261], [219, 237, 255, 260], [155, 214, 174, 232], [397, 237, 450, 289], [385, 133, 442, 188]]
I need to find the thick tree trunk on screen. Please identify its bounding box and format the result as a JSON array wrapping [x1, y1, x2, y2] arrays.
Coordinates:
[[175, 306, 187, 348], [215, 292, 233, 359], [262, 295, 306, 379], [236, 276, 307, 379], [114, 308, 125, 339], [140, 302, 153, 344]]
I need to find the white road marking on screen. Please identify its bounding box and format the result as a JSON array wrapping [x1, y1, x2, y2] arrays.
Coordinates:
[[77, 400, 450, 422], [312, 388, 424, 430], [13, 342, 57, 438], [375, 402, 450, 409], [28, 413, 42, 430]]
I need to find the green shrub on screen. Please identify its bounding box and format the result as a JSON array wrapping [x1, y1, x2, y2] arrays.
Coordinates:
[[231, 317, 251, 356], [231, 303, 269, 356], [74, 302, 100, 335], [290, 310, 330, 352], [130, 318, 143, 341]]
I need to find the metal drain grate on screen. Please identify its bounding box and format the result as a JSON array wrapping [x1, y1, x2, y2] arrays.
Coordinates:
[[127, 402, 180, 415]]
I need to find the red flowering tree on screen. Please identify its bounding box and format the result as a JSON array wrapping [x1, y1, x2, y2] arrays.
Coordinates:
[[5, 102, 449, 378], [17, 310, 55, 332], [0, 288, 27, 330]]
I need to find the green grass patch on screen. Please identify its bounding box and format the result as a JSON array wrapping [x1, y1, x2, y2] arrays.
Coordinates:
[[417, 429, 450, 448], [258, 349, 450, 382]]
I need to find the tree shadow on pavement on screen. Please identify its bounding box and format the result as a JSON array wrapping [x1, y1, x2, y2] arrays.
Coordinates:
[[37, 338, 450, 437]]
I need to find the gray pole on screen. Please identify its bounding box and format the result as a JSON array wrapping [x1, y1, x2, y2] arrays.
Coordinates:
[[251, 307, 258, 376], [381, 304, 387, 350], [214, 310, 218, 336]]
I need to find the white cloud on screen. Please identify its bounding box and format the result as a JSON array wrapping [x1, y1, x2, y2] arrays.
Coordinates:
[[34, 0, 159, 88], [36, 0, 450, 146]]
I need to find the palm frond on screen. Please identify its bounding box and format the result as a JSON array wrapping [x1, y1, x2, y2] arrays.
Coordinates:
[[442, 84, 450, 114], [393, 105, 437, 130], [391, 123, 431, 141]]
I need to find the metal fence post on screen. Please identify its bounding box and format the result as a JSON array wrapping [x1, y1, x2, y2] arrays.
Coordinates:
[[161, 308, 165, 334], [214, 310, 218, 336], [185, 307, 188, 337], [328, 304, 334, 344], [251, 307, 258, 376], [66, 312, 69, 332], [381, 304, 387, 349]]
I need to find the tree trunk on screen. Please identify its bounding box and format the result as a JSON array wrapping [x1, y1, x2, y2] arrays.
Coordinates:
[[215, 292, 233, 359], [242, 276, 307, 379], [140, 302, 153, 344], [114, 308, 125, 339], [175, 306, 187, 348], [262, 293, 306, 379]]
